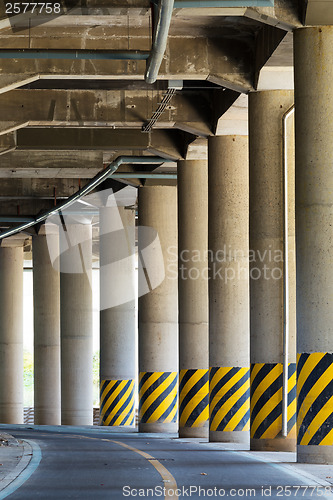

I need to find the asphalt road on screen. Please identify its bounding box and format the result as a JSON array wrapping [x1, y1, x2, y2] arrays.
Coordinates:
[[1, 426, 332, 499]]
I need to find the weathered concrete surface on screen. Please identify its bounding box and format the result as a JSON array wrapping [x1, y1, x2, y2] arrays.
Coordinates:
[[13, 128, 187, 160], [0, 150, 103, 178], [0, 89, 214, 137], [295, 26, 333, 465], [0, 23, 288, 94]]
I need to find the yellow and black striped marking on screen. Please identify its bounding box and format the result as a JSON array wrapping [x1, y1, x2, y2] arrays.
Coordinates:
[[139, 371, 178, 424], [179, 369, 209, 429], [209, 367, 250, 432], [297, 352, 333, 446], [250, 363, 296, 439], [100, 379, 135, 426]]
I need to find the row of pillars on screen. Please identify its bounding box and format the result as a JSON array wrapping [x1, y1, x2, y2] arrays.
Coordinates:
[[0, 27, 332, 465]]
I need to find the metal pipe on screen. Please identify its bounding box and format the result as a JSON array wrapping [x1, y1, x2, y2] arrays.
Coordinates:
[[282, 104, 295, 438], [0, 50, 149, 60], [0, 156, 172, 240], [145, 0, 174, 84]]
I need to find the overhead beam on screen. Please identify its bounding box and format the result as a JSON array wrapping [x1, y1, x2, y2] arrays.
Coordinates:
[[0, 132, 16, 154], [0, 36, 255, 93], [0, 89, 214, 137], [14, 128, 188, 160], [0, 177, 89, 217], [0, 150, 103, 178]]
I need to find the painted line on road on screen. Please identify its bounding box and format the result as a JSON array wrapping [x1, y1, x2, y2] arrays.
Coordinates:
[[69, 433, 178, 500], [110, 439, 178, 499], [0, 440, 42, 500]]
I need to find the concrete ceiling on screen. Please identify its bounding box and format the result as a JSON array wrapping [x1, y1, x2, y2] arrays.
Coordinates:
[[0, 0, 330, 237]]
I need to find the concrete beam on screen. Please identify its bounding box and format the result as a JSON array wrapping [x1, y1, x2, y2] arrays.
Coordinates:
[[0, 36, 255, 93], [256, 32, 294, 90], [215, 94, 248, 136], [14, 128, 189, 160], [0, 133, 16, 154], [174, 5, 299, 30], [247, 6, 300, 30], [0, 178, 87, 198], [0, 177, 90, 217], [0, 150, 103, 178], [0, 150, 173, 178], [0, 89, 214, 137]]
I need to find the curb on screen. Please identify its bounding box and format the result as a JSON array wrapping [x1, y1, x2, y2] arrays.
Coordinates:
[[0, 440, 42, 500]]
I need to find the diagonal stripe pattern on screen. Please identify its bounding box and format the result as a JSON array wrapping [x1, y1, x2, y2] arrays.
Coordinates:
[[297, 352, 333, 446], [100, 379, 135, 426], [209, 367, 250, 432], [139, 372, 178, 424], [250, 363, 296, 439], [179, 369, 209, 428]]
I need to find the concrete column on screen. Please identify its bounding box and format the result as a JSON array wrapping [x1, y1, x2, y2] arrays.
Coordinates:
[[0, 244, 23, 424], [33, 227, 61, 425], [99, 206, 136, 426], [178, 160, 209, 438], [138, 185, 178, 433], [208, 135, 250, 444], [249, 90, 296, 452], [294, 27, 333, 464], [60, 223, 93, 425]]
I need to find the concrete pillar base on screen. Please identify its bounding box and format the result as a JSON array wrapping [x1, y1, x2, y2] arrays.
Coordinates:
[[34, 409, 60, 425], [251, 437, 296, 452], [0, 404, 23, 425], [179, 425, 209, 439], [61, 410, 93, 427], [210, 431, 250, 446], [139, 422, 178, 434], [297, 445, 333, 464]]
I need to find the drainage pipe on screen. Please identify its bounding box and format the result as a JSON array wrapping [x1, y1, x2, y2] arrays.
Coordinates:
[[145, 0, 174, 84], [282, 104, 295, 437]]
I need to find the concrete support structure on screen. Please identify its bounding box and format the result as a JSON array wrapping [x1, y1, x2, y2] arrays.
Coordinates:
[[249, 90, 296, 452], [208, 135, 250, 444], [0, 244, 24, 424], [178, 160, 209, 438], [60, 223, 93, 426], [138, 185, 178, 433], [33, 228, 61, 425], [99, 206, 136, 426], [294, 26, 333, 464]]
